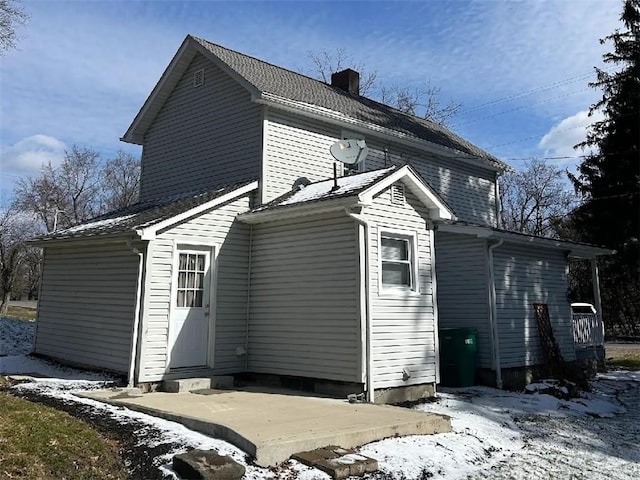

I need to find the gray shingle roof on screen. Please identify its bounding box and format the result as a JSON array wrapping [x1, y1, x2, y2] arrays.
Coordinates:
[[36, 181, 256, 241], [249, 165, 454, 218], [254, 166, 398, 213], [192, 36, 507, 169]]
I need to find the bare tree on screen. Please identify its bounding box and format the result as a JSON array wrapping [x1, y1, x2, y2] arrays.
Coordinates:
[[308, 49, 461, 126], [0, 0, 27, 53], [380, 81, 461, 125], [308, 48, 378, 96], [500, 158, 577, 237], [0, 205, 39, 314], [14, 145, 141, 233], [14, 145, 102, 232], [101, 150, 141, 211]]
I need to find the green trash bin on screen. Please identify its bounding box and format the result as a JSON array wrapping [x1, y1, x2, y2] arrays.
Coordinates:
[[439, 328, 477, 387]]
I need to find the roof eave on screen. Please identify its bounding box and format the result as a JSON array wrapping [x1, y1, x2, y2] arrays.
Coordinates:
[[358, 165, 456, 222], [255, 93, 509, 173], [439, 223, 615, 258], [29, 231, 139, 247], [136, 180, 259, 239], [122, 35, 262, 145], [238, 196, 358, 224], [122, 36, 195, 145]]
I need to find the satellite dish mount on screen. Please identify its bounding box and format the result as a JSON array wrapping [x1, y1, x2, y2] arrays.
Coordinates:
[[330, 139, 369, 165], [329, 139, 369, 191]]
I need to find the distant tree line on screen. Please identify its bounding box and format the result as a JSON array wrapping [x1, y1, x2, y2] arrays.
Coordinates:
[[0, 147, 140, 314]]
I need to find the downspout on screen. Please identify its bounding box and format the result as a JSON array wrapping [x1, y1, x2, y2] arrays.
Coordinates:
[[345, 207, 374, 402], [244, 224, 254, 370], [494, 173, 502, 228], [126, 239, 145, 388], [488, 239, 504, 389]]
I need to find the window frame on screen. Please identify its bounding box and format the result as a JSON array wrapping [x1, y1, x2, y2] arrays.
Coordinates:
[[378, 228, 420, 295]]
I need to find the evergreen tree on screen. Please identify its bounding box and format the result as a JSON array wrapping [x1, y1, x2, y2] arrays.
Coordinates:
[[569, 0, 640, 335]]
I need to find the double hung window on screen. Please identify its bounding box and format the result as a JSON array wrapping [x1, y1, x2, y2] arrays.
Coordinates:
[[380, 232, 417, 292]]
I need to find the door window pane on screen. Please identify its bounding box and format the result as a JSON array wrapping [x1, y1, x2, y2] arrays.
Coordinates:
[[176, 252, 207, 308]]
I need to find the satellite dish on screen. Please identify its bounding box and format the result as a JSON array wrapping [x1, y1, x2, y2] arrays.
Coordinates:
[[292, 176, 311, 190], [329, 139, 369, 165]]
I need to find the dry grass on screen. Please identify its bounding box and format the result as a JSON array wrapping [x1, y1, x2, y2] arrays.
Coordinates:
[[0, 377, 128, 480], [607, 353, 640, 371], [3, 306, 37, 321]]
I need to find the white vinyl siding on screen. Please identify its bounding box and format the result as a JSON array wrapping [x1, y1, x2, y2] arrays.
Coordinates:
[[262, 109, 498, 226], [368, 185, 437, 389], [140, 53, 262, 201], [137, 195, 251, 382], [494, 244, 576, 367], [434, 231, 493, 369], [248, 213, 360, 383], [263, 110, 338, 202], [35, 242, 139, 373]]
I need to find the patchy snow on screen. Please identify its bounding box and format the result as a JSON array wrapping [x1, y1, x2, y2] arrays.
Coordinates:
[[52, 213, 137, 235], [263, 166, 395, 208], [1, 315, 639, 479], [0, 316, 35, 356]]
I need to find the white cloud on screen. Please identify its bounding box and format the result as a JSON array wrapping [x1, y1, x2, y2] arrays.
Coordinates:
[[1, 134, 67, 176], [538, 109, 604, 158]]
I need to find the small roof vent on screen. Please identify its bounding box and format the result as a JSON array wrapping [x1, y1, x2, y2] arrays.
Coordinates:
[[390, 184, 405, 205], [193, 68, 205, 87], [292, 177, 311, 191]]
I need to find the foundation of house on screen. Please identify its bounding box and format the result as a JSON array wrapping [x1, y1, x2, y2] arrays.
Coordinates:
[[233, 373, 437, 404], [374, 383, 436, 404], [162, 376, 234, 393], [476, 359, 598, 390]]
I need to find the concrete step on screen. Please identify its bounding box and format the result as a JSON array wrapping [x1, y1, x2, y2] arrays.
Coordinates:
[[163, 376, 234, 393]]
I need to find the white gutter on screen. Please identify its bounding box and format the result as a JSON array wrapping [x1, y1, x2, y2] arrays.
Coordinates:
[[487, 239, 504, 389], [126, 239, 145, 388], [345, 207, 375, 403], [494, 173, 502, 228]]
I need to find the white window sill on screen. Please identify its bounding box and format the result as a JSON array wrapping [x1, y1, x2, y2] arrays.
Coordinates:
[[378, 288, 422, 298]]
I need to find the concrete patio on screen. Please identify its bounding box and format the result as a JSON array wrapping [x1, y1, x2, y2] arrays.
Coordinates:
[[82, 386, 451, 467]]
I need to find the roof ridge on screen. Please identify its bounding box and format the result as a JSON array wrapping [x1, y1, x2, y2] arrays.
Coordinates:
[[191, 35, 446, 129], [192, 35, 341, 91]]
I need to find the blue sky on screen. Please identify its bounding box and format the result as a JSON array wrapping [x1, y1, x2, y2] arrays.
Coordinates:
[[0, 0, 623, 200]]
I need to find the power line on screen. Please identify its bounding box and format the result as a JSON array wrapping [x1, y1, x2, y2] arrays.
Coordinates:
[[487, 110, 639, 150], [453, 88, 591, 127], [458, 71, 598, 115], [502, 151, 638, 162]]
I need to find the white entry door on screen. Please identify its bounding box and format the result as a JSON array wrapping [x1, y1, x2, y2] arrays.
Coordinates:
[[169, 248, 212, 368]]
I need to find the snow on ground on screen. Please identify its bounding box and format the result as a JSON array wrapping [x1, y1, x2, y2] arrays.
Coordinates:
[[0, 316, 35, 356], [2, 315, 639, 479]]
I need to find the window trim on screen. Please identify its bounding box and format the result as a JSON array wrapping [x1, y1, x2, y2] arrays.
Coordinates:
[[378, 228, 420, 295]]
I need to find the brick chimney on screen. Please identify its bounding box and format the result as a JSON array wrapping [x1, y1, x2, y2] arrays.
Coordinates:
[[331, 69, 360, 95]]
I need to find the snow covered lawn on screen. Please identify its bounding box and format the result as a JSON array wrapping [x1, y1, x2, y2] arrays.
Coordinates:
[[1, 315, 639, 479]]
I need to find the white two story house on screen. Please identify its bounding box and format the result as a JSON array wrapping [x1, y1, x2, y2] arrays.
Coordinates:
[[32, 35, 611, 401]]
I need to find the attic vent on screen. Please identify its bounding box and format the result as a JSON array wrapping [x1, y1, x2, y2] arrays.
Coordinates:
[[193, 68, 205, 87], [390, 184, 405, 205]]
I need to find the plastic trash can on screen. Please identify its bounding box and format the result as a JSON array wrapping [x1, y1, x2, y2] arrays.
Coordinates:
[[439, 328, 477, 387]]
